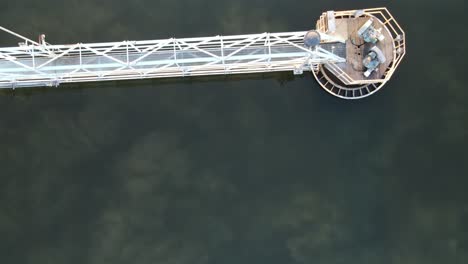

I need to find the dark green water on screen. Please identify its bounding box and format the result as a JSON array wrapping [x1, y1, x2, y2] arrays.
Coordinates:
[[1, 0, 467, 263]]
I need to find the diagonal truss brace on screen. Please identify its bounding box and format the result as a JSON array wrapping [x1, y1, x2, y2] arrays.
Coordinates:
[[0, 31, 346, 88]]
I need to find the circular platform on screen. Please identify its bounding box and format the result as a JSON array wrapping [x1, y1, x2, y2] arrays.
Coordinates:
[[313, 8, 405, 99]]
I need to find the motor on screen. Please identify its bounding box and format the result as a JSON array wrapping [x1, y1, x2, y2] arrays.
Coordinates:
[[363, 46, 386, 77], [357, 19, 385, 44]]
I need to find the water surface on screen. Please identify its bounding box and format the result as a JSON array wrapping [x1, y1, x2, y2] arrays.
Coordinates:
[[1, 0, 467, 263]]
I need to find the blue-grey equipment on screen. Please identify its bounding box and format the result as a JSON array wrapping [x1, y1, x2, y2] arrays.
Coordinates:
[[357, 19, 385, 43], [363, 46, 386, 77], [303, 30, 321, 48]]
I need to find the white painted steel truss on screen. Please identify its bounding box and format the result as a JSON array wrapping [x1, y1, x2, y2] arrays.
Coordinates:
[[0, 30, 345, 88]]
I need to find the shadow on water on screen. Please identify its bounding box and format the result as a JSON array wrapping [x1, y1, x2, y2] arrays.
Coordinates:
[[0, 71, 299, 97]]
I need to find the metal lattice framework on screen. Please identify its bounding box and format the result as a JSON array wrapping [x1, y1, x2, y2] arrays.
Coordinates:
[[0, 29, 345, 89]]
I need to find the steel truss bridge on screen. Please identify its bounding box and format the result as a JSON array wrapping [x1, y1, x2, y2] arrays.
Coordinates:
[[0, 27, 345, 89]]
